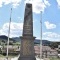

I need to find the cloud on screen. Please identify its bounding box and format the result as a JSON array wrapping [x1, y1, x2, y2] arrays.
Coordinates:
[[0, 0, 21, 8], [43, 32, 60, 41], [0, 0, 3, 7], [44, 0, 50, 6], [25, 0, 50, 14], [0, 22, 23, 38], [56, 0, 60, 8], [18, 17, 22, 21], [44, 21, 56, 29]]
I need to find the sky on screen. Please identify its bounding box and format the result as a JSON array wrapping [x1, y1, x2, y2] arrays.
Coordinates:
[[0, 0, 60, 41]]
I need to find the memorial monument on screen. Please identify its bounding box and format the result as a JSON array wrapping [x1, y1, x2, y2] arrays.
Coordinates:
[[18, 3, 36, 60]]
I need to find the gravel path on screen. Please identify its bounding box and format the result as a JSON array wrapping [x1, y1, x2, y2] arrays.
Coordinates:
[[44, 58, 50, 60], [0, 58, 11, 60], [0, 57, 50, 60]]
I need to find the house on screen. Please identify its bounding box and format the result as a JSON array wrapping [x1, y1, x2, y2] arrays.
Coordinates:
[[34, 45, 58, 58], [0, 45, 2, 50], [58, 45, 60, 57]]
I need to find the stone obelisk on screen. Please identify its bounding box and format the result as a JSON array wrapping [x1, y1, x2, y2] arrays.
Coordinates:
[[18, 3, 36, 60]]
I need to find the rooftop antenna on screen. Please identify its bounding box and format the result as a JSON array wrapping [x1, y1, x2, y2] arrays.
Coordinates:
[[6, 8, 12, 60], [40, 11, 42, 60]]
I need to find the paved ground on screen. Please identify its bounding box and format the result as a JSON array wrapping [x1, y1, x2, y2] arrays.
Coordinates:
[[0, 58, 11, 60], [0, 57, 50, 60], [36, 57, 50, 60], [44, 58, 50, 60]]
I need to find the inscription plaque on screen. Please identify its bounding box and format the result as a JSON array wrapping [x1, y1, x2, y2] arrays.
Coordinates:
[[23, 40, 32, 55]]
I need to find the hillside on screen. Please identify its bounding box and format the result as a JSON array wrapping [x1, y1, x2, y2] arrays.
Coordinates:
[[12, 37, 52, 46], [34, 39, 51, 45], [0, 35, 60, 47], [0, 35, 15, 42], [0, 35, 8, 40]]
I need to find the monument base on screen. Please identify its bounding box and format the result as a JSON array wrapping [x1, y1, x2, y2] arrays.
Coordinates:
[[18, 56, 36, 60]]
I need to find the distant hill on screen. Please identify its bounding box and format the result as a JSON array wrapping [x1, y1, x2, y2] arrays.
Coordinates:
[[34, 39, 51, 46], [0, 35, 51, 45], [12, 37, 51, 46], [0, 35, 8, 40], [0, 35, 60, 48], [0, 35, 15, 42], [12, 37, 20, 42]]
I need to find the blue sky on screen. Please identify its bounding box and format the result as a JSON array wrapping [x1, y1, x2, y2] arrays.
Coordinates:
[[0, 0, 60, 41]]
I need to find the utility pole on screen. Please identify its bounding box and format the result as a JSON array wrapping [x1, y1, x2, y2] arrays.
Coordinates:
[[6, 8, 12, 60], [40, 11, 42, 60]]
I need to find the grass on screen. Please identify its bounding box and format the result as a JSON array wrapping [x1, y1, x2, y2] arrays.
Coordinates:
[[50, 57, 60, 60], [0, 54, 6, 57], [0, 54, 18, 58]]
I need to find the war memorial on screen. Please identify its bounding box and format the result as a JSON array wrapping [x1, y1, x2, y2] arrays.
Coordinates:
[[0, 3, 60, 60], [18, 3, 36, 60]]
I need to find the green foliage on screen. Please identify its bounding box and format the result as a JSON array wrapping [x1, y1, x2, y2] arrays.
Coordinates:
[[13, 42, 20, 46], [49, 42, 60, 49], [50, 57, 60, 60]]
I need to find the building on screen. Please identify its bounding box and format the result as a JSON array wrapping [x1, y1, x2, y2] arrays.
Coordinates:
[[58, 45, 60, 57], [34, 45, 58, 58]]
